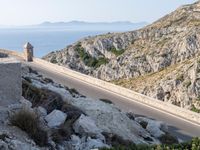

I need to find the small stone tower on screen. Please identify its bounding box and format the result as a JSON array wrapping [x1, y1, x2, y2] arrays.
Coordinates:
[[24, 42, 33, 62]]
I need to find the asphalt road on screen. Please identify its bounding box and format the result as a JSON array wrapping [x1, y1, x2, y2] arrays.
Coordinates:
[[24, 61, 200, 142]]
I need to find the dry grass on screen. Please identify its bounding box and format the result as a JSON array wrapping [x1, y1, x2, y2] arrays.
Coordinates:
[[10, 109, 48, 147], [112, 59, 191, 92]]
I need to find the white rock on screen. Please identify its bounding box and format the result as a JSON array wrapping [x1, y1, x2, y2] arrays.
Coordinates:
[[45, 110, 67, 128]]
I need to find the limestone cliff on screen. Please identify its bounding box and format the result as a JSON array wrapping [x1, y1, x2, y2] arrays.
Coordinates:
[[43, 1, 200, 111]]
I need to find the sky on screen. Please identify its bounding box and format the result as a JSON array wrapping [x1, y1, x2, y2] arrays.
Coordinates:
[[0, 0, 197, 26]]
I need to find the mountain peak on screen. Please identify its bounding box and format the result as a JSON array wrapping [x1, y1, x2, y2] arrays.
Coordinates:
[[146, 0, 200, 30]]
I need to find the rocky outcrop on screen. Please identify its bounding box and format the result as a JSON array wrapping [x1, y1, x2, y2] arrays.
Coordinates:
[[43, 1, 200, 111]]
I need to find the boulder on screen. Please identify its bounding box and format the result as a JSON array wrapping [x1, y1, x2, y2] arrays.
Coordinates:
[[73, 114, 104, 141], [45, 110, 67, 128]]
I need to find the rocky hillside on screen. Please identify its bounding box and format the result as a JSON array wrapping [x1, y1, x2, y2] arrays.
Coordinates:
[[44, 1, 200, 111], [0, 65, 177, 150]]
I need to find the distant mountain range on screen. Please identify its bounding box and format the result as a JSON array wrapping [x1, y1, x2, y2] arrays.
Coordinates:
[[38, 21, 146, 26], [35, 21, 148, 31], [0, 21, 148, 31]]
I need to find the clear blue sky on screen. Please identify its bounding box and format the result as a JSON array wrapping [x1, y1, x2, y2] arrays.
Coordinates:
[[0, 0, 197, 26]]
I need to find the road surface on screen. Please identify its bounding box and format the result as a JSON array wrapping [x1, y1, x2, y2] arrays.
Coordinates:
[[24, 61, 200, 141]]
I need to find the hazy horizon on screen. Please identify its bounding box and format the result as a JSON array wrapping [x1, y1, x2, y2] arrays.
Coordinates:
[[0, 20, 148, 28], [0, 0, 197, 26]]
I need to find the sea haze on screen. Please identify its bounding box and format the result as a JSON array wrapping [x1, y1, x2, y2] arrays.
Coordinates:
[[0, 21, 147, 57]]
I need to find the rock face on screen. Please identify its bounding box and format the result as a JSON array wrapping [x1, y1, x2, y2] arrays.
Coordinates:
[[43, 1, 200, 111], [0, 60, 21, 106], [0, 64, 177, 150]]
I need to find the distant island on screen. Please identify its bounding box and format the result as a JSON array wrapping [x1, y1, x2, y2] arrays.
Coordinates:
[[0, 21, 148, 31]]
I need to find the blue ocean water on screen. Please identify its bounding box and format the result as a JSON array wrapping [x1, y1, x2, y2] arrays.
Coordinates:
[[0, 28, 113, 58]]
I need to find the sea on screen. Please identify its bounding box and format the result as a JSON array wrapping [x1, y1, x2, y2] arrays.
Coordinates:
[[0, 28, 122, 58]]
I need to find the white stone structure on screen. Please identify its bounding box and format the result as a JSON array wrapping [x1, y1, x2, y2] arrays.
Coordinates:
[[24, 42, 33, 62], [0, 58, 21, 106]]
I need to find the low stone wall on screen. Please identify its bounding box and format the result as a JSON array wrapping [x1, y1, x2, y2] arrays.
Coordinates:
[[0, 49, 200, 124], [0, 49, 24, 58], [0, 58, 21, 106]]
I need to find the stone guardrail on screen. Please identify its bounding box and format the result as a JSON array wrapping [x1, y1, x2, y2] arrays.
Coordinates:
[[0, 49, 24, 58], [0, 49, 200, 125]]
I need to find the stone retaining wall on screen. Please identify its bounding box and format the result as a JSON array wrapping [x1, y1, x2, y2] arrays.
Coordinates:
[[0, 58, 21, 105]]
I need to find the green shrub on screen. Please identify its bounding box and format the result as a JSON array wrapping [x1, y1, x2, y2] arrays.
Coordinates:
[[191, 105, 200, 113], [176, 74, 184, 82], [196, 97, 200, 101], [10, 109, 48, 147], [75, 43, 108, 68], [184, 80, 191, 88], [158, 133, 178, 145], [50, 58, 58, 64], [95, 57, 109, 68], [101, 137, 200, 150], [109, 46, 125, 56], [191, 137, 200, 149]]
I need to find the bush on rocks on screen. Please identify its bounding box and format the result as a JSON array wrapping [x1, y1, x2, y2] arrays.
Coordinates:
[[100, 137, 200, 150], [22, 80, 65, 113], [10, 109, 48, 147], [158, 133, 178, 145]]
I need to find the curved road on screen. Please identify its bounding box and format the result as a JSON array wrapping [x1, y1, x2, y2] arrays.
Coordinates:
[[24, 61, 200, 141]]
